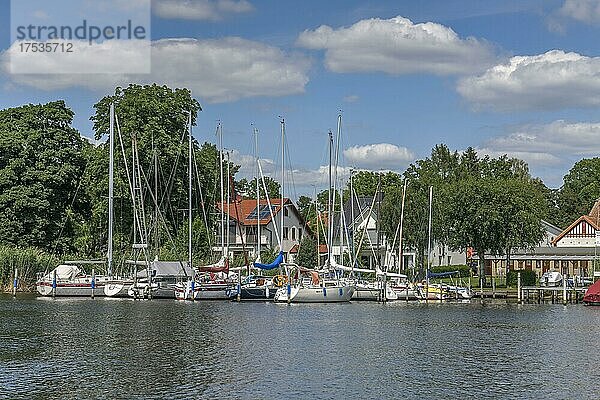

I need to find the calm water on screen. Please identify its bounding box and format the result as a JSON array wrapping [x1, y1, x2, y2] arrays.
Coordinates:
[[1, 295, 600, 399]]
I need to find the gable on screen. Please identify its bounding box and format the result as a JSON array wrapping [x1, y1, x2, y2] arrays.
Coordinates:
[[552, 216, 600, 245]]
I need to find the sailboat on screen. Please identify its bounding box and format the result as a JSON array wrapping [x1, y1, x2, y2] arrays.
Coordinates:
[[36, 105, 119, 297], [274, 119, 355, 303], [237, 127, 281, 300], [175, 120, 236, 301]]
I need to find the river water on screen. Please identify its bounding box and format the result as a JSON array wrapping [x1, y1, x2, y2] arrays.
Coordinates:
[[1, 294, 599, 399]]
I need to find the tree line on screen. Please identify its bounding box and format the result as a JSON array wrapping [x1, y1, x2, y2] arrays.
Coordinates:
[[1, 84, 599, 285]]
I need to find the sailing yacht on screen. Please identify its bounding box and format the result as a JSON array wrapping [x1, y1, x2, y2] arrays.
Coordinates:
[[37, 105, 119, 297], [174, 119, 237, 301], [274, 120, 354, 303], [36, 263, 110, 297]]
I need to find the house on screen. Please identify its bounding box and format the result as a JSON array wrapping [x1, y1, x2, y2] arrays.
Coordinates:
[[483, 201, 600, 279], [331, 195, 389, 269], [214, 198, 306, 261]]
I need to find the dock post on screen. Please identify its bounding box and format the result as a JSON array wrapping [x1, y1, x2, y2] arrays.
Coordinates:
[[517, 272, 521, 303], [384, 274, 388, 303], [562, 276, 567, 306], [52, 270, 57, 298], [91, 268, 95, 299], [12, 268, 18, 298]]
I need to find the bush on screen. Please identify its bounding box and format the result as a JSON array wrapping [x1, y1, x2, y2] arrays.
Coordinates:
[[0, 246, 59, 291], [506, 269, 537, 287], [431, 264, 471, 277]]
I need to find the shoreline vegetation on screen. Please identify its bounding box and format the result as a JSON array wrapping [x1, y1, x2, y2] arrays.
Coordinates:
[[1, 84, 599, 292]]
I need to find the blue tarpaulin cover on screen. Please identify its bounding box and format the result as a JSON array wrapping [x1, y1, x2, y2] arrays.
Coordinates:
[[254, 251, 284, 270]]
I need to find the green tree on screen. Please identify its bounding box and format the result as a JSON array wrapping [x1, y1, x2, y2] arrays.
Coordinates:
[[556, 158, 600, 228], [236, 176, 280, 199], [296, 235, 318, 267], [83, 84, 222, 261], [0, 101, 87, 253]]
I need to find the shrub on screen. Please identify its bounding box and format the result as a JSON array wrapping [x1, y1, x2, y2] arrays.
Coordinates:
[[506, 269, 537, 287]]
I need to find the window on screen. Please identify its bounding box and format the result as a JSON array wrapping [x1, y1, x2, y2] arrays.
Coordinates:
[[284, 207, 289, 217], [247, 205, 277, 220], [283, 227, 289, 240], [291, 227, 296, 241], [298, 228, 302, 241]]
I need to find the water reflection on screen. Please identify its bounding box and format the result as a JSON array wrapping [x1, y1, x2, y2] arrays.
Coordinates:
[[1, 295, 599, 399]]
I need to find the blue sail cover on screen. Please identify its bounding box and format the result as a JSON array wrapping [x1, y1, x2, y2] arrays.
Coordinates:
[[427, 270, 459, 279], [254, 251, 284, 270]]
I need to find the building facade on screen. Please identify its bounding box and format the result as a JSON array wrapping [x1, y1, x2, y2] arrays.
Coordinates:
[[214, 198, 306, 261]]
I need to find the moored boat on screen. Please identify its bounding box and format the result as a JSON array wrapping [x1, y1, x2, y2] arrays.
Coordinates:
[[540, 271, 563, 287], [36, 264, 109, 297], [583, 280, 600, 305]]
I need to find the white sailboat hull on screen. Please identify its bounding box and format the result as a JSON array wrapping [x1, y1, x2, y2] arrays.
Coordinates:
[[36, 266, 109, 297], [352, 283, 398, 301], [104, 280, 133, 297], [175, 281, 236, 300], [274, 285, 355, 303], [36, 280, 108, 297]]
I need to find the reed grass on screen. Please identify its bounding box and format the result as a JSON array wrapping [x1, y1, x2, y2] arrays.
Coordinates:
[[0, 246, 59, 291]]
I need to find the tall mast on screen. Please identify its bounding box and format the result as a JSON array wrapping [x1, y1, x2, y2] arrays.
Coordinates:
[[154, 138, 159, 258], [188, 111, 193, 270], [336, 114, 343, 265], [280, 118, 285, 255], [426, 186, 433, 287], [350, 169, 355, 272], [107, 103, 115, 276], [398, 180, 407, 275], [219, 122, 224, 258], [254, 126, 260, 260], [376, 173, 381, 268], [327, 130, 333, 267], [226, 151, 231, 258]]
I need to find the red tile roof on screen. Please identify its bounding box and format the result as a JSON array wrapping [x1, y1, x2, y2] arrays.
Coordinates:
[[217, 198, 292, 226]]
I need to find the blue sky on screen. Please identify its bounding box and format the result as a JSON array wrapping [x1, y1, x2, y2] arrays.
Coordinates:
[[3, 0, 600, 195]]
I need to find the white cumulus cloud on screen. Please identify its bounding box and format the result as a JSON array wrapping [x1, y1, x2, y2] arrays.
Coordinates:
[[558, 0, 600, 24], [2, 37, 310, 103], [153, 0, 253, 21], [296, 16, 496, 75], [457, 50, 600, 111], [484, 120, 600, 160], [344, 143, 414, 170]]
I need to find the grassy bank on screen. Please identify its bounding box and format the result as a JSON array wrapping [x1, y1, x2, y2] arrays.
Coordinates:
[[0, 246, 59, 292]]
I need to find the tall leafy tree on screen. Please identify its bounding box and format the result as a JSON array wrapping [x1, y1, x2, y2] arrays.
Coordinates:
[[556, 158, 600, 228], [0, 101, 86, 253], [84, 84, 218, 261]]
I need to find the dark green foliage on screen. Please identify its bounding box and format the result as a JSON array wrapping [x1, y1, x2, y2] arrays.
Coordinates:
[[555, 158, 600, 228], [0, 101, 87, 254], [506, 269, 537, 287], [296, 235, 317, 267], [380, 145, 548, 277]]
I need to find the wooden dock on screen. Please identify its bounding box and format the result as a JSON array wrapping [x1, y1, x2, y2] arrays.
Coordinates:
[[472, 286, 588, 304], [520, 285, 587, 304]]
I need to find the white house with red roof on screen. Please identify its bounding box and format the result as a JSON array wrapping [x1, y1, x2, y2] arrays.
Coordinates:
[[215, 197, 307, 261]]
